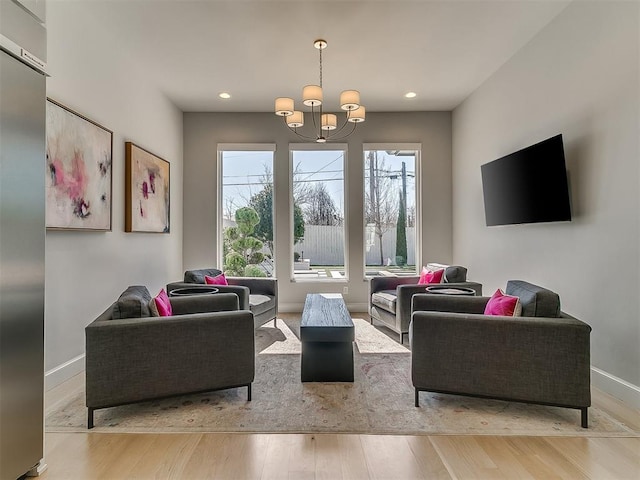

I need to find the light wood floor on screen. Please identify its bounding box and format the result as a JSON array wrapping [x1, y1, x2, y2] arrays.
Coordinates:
[[39, 314, 640, 480]]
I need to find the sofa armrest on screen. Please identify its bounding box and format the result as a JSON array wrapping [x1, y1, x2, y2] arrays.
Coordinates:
[[409, 311, 591, 407], [411, 293, 489, 315], [369, 276, 420, 294], [226, 277, 277, 297], [85, 310, 255, 409]]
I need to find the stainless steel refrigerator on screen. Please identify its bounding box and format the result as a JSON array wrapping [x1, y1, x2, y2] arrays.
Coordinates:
[[0, 1, 47, 478]]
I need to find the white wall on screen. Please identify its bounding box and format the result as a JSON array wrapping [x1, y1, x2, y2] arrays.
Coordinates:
[[45, 2, 183, 388], [183, 112, 452, 311], [452, 1, 639, 405]]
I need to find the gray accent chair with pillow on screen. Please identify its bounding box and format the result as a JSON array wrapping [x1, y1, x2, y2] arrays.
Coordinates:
[[409, 280, 591, 427], [369, 265, 482, 343], [85, 285, 255, 429], [167, 268, 278, 329]]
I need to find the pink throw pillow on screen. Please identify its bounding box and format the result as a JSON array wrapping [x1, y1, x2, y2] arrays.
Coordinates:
[[484, 289, 521, 316], [154, 288, 172, 317], [205, 273, 228, 286], [418, 267, 444, 285]]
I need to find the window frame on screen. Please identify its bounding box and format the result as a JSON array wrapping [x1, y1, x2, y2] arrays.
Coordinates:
[[362, 143, 422, 280], [289, 143, 349, 283], [217, 143, 277, 276]]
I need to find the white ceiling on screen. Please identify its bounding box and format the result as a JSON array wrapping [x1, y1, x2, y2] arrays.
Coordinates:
[[78, 0, 570, 113]]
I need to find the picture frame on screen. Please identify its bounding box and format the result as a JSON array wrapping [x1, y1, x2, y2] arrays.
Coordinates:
[[46, 98, 113, 231], [125, 142, 170, 233]]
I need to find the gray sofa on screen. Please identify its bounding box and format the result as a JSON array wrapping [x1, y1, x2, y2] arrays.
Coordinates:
[[85, 286, 255, 429], [369, 265, 482, 343], [167, 268, 278, 329], [409, 280, 591, 427]]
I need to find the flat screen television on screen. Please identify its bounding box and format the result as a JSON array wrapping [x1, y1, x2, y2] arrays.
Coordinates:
[[481, 134, 571, 226]]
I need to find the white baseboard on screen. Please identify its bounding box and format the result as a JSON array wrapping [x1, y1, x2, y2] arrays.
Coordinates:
[[278, 302, 369, 313], [45, 354, 85, 391], [591, 366, 640, 409]]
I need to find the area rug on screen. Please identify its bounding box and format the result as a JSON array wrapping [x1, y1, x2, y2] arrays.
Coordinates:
[[46, 319, 638, 437]]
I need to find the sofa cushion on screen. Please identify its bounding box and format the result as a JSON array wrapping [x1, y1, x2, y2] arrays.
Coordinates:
[[154, 289, 173, 317], [184, 268, 223, 284], [149, 298, 160, 317], [205, 273, 228, 285], [484, 289, 522, 316], [112, 286, 152, 319], [371, 290, 397, 314], [443, 265, 468, 283], [249, 294, 275, 316], [418, 268, 444, 285], [505, 280, 560, 317]]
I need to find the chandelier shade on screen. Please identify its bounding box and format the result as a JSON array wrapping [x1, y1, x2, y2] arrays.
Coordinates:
[[348, 106, 366, 123], [275, 97, 294, 116], [340, 90, 360, 110], [275, 39, 365, 143]]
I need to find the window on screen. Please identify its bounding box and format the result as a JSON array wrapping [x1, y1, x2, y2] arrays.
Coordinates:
[[290, 146, 347, 280], [218, 145, 275, 277], [364, 146, 419, 277]]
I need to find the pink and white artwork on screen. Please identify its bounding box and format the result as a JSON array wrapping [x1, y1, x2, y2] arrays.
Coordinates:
[[46, 99, 113, 230], [125, 142, 170, 233]]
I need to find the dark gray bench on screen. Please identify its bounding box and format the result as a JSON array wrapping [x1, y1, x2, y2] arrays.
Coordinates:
[[300, 294, 354, 382]]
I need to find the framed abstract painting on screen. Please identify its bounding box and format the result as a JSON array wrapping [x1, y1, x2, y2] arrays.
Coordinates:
[[46, 98, 113, 231], [125, 142, 170, 233]]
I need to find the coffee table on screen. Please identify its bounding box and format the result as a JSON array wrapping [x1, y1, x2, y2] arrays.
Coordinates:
[[300, 293, 354, 382]]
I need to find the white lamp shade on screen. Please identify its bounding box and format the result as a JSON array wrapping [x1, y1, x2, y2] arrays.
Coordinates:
[[302, 85, 323, 106], [275, 97, 294, 116], [348, 105, 366, 123], [340, 90, 360, 110], [321, 113, 337, 130], [287, 111, 304, 128]]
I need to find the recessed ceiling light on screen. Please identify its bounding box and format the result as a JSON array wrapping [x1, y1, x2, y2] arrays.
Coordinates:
[[219, 92, 231, 99], [404, 92, 417, 99]]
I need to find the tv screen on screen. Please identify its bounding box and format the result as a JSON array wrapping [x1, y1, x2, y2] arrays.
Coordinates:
[[481, 134, 571, 226]]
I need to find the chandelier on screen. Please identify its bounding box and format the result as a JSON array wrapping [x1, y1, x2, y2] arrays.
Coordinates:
[[275, 39, 366, 143]]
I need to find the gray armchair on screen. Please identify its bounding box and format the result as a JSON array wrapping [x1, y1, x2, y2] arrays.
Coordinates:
[[368, 265, 482, 343], [167, 268, 278, 329], [85, 286, 255, 428], [409, 280, 591, 427]]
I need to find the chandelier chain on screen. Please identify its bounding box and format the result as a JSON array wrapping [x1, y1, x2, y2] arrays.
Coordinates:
[[319, 45, 323, 88]]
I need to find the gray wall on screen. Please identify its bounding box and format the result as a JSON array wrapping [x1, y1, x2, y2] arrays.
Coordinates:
[[183, 112, 452, 310], [45, 2, 183, 387], [452, 1, 639, 405]]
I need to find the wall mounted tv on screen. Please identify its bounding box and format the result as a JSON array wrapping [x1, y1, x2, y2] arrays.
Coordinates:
[[481, 134, 571, 226]]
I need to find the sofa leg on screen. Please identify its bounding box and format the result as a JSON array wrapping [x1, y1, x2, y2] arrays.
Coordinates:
[[581, 407, 588, 428], [247, 384, 252, 402], [415, 389, 420, 408], [88, 408, 94, 429], [400, 332, 406, 344], [274, 317, 277, 328]]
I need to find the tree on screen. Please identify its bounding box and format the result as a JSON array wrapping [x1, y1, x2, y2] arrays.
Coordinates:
[[395, 190, 407, 266], [223, 206, 266, 277], [249, 183, 305, 255], [365, 151, 399, 265], [303, 183, 342, 226]]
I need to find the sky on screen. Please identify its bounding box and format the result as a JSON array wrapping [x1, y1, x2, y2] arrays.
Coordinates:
[[220, 149, 416, 221]]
